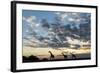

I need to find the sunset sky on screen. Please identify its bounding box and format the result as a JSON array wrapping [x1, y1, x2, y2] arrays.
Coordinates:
[[22, 10, 91, 58]]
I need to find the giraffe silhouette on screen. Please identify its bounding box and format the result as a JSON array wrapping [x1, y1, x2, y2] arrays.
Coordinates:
[[70, 52, 77, 59], [61, 52, 68, 59], [48, 51, 55, 60]]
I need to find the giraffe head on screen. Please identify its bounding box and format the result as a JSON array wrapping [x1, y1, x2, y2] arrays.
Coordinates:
[[48, 51, 51, 53]]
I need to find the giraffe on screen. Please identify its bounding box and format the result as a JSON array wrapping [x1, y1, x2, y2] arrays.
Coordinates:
[[70, 52, 77, 59], [61, 52, 68, 59], [48, 51, 55, 60]]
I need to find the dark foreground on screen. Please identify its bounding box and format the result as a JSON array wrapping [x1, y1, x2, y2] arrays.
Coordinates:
[[23, 53, 91, 63]]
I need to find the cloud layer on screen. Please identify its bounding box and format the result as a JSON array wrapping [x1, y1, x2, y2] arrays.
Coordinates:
[[22, 11, 91, 49]]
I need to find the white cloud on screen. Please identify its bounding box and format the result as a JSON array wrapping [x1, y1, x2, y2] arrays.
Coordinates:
[[66, 37, 80, 45], [66, 37, 90, 47], [68, 18, 75, 22], [76, 19, 81, 22], [55, 12, 61, 15], [61, 14, 68, 20], [55, 12, 82, 25], [23, 16, 39, 28], [25, 29, 29, 33], [55, 12, 89, 26], [71, 13, 78, 15], [55, 12, 68, 21], [26, 16, 37, 23], [22, 16, 26, 21], [35, 23, 40, 27]]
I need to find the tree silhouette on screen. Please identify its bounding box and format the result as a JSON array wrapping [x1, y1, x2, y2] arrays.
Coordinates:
[[42, 58, 48, 61], [23, 55, 40, 62]]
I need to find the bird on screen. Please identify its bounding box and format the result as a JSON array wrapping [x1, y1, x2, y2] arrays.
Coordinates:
[[48, 51, 55, 60], [61, 52, 68, 59]]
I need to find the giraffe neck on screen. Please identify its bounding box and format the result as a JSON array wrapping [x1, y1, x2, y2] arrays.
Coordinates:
[[62, 53, 64, 56], [49, 52, 53, 55]]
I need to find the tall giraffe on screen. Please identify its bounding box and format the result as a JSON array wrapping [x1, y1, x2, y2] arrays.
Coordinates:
[[70, 52, 77, 59], [61, 52, 68, 59], [48, 51, 55, 60]]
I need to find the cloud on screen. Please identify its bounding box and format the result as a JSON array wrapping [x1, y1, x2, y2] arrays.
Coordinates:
[[23, 15, 50, 38], [66, 37, 80, 45], [68, 18, 75, 22], [55, 12, 68, 21], [23, 16, 40, 28], [55, 12, 87, 25], [23, 12, 91, 48], [55, 12, 91, 24], [61, 14, 68, 19], [25, 29, 29, 33], [71, 13, 78, 15], [23, 16, 26, 21], [25, 16, 37, 23], [55, 12, 61, 15]]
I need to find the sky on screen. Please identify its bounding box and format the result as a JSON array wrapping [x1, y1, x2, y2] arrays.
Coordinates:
[[22, 10, 57, 38], [22, 10, 91, 48]]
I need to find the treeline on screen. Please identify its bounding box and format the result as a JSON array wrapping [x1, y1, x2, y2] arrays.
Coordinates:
[[23, 55, 48, 62]]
